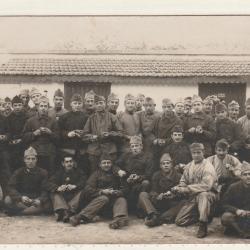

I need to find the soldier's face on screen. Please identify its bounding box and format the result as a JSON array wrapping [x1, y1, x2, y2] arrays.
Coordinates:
[[130, 143, 143, 155], [4, 102, 12, 111], [135, 98, 144, 108], [20, 94, 29, 105], [171, 132, 183, 143], [100, 160, 112, 172], [71, 101, 83, 112], [162, 104, 173, 112], [175, 103, 184, 114], [53, 96, 64, 108], [125, 100, 135, 112], [24, 155, 37, 169], [192, 102, 203, 113], [160, 160, 173, 173], [216, 110, 227, 120], [215, 147, 228, 159], [184, 103, 191, 112], [191, 149, 204, 163], [31, 93, 41, 105], [95, 101, 106, 112], [203, 102, 213, 112], [85, 98, 94, 109], [228, 107, 239, 119], [108, 99, 119, 111], [62, 157, 74, 171], [245, 105, 250, 117], [241, 170, 250, 186], [38, 102, 49, 115], [13, 103, 23, 113], [143, 102, 155, 115]]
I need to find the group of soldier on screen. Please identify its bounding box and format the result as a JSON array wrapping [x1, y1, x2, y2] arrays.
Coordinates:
[[0, 87, 249, 239]]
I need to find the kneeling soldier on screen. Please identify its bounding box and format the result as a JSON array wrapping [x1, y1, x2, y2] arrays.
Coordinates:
[[221, 162, 250, 239], [4, 147, 50, 215], [173, 143, 218, 238], [69, 154, 129, 229], [47, 154, 87, 222], [138, 153, 185, 227]]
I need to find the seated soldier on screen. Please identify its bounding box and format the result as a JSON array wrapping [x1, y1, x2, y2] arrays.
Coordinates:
[[207, 139, 241, 197], [47, 154, 87, 222], [115, 135, 154, 213], [69, 153, 129, 229], [173, 143, 218, 238], [221, 162, 250, 239], [138, 153, 185, 227], [162, 125, 192, 174], [4, 147, 50, 215]]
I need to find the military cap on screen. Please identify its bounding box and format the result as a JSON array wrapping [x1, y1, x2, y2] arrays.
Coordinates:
[[71, 94, 83, 103], [160, 153, 172, 163], [144, 97, 155, 104], [136, 94, 145, 100], [228, 100, 240, 108], [245, 98, 250, 107], [162, 98, 173, 106], [124, 94, 135, 102], [107, 93, 119, 102], [192, 95, 203, 104], [20, 89, 29, 96], [38, 95, 49, 104], [203, 96, 213, 104], [12, 95, 23, 104], [54, 89, 64, 98], [0, 98, 5, 104], [171, 125, 184, 134], [241, 161, 250, 174], [184, 97, 192, 106], [4, 97, 11, 103], [30, 87, 41, 97], [24, 147, 37, 157], [94, 95, 106, 103], [130, 135, 142, 145], [215, 102, 227, 113], [215, 139, 229, 150], [189, 143, 204, 151], [100, 153, 113, 162], [175, 98, 184, 105], [85, 90, 96, 100]]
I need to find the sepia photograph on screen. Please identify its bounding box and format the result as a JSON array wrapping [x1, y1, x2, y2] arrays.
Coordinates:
[[0, 0, 249, 245]]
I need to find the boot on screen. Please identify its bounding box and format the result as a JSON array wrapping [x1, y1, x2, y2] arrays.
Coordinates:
[[62, 210, 71, 223], [69, 215, 82, 227], [109, 216, 129, 229], [145, 213, 160, 227], [54, 209, 65, 222], [197, 221, 208, 238]]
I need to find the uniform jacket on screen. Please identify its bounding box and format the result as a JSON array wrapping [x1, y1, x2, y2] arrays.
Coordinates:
[[22, 113, 59, 156], [8, 167, 49, 203], [237, 115, 250, 138], [48, 107, 68, 121], [0, 113, 9, 151]]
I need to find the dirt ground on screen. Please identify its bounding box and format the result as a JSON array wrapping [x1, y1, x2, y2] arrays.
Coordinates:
[[0, 213, 249, 244]]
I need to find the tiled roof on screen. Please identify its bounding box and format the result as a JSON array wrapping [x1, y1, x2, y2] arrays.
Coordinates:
[[0, 57, 250, 77]]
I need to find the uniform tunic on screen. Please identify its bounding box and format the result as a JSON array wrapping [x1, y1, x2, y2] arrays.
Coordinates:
[[48, 107, 68, 121], [237, 115, 250, 138]]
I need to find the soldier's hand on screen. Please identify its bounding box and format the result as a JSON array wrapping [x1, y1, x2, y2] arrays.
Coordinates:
[[196, 126, 203, 134], [75, 130, 83, 137], [225, 164, 234, 171], [188, 127, 196, 133], [153, 139, 159, 145], [43, 127, 52, 134], [236, 209, 248, 217], [156, 193, 165, 200], [111, 190, 122, 196], [101, 132, 110, 138], [21, 196, 32, 205], [33, 129, 41, 136], [32, 199, 41, 207], [68, 131, 76, 138], [91, 135, 98, 142], [158, 139, 166, 146], [0, 135, 7, 141], [67, 184, 77, 191], [57, 185, 68, 192], [118, 170, 127, 178], [101, 188, 113, 195], [12, 139, 22, 144]]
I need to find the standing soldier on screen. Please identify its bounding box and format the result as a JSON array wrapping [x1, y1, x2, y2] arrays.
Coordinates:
[[6, 96, 29, 172], [0, 98, 6, 116], [4, 147, 50, 216], [135, 94, 145, 113], [173, 143, 218, 238], [19, 89, 30, 113], [237, 98, 250, 138], [107, 93, 120, 115], [138, 97, 160, 154], [48, 89, 68, 121], [174, 98, 186, 120], [28, 87, 42, 118], [84, 90, 96, 116], [47, 154, 87, 222], [184, 95, 216, 157], [58, 94, 89, 174], [22, 96, 59, 175], [228, 100, 240, 122], [83, 95, 123, 173], [184, 97, 192, 116], [203, 96, 214, 117], [118, 94, 140, 154], [4, 97, 12, 117]]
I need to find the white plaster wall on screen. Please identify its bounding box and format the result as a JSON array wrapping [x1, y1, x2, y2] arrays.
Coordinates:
[[0, 82, 64, 107], [111, 82, 198, 112]]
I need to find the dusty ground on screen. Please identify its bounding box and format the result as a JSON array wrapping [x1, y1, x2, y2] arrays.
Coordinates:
[[0, 214, 249, 244]]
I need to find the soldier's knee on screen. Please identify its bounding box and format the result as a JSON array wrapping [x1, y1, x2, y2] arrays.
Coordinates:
[[141, 180, 150, 192], [98, 195, 110, 204], [221, 212, 236, 226], [4, 196, 12, 206], [139, 191, 149, 200], [197, 192, 210, 199]]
